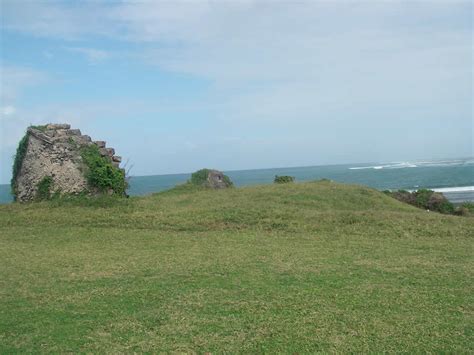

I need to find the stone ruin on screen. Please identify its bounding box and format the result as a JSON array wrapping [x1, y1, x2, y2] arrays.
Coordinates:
[[190, 168, 233, 189], [207, 170, 232, 189], [11, 123, 125, 202]]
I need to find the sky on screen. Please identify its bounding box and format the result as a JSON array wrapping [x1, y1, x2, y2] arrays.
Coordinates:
[[0, 0, 472, 184]]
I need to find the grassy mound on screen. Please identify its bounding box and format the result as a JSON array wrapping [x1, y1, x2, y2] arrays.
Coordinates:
[[0, 181, 472, 352]]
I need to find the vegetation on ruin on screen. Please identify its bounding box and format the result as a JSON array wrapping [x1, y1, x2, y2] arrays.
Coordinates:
[[0, 181, 472, 352], [80, 145, 127, 196], [29, 124, 48, 132], [190, 168, 233, 187], [10, 131, 30, 199], [35, 176, 53, 201]]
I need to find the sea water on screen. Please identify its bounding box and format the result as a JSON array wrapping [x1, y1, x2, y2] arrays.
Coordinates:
[[1, 157, 473, 204]]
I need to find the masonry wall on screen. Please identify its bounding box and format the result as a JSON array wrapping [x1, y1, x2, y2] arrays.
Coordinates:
[[14, 124, 123, 202]]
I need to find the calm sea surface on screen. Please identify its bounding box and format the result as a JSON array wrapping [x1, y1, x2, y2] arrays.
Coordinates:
[[1, 158, 473, 204]]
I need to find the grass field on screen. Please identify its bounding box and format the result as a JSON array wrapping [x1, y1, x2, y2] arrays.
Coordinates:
[[0, 181, 472, 352]]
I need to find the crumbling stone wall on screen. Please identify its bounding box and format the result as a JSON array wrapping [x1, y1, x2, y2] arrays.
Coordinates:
[[12, 124, 123, 202]]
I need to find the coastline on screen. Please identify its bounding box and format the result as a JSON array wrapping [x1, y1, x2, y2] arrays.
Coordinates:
[[2, 158, 473, 204], [1, 183, 473, 205]]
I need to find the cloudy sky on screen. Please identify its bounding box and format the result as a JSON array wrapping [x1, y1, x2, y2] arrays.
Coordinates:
[[1, 0, 472, 183]]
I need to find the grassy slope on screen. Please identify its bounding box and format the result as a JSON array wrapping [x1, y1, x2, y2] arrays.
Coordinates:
[[0, 181, 472, 353]]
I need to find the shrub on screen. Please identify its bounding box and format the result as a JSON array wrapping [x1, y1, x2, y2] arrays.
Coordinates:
[[190, 169, 211, 185], [388, 188, 455, 215], [460, 202, 474, 212], [222, 174, 233, 187], [455, 202, 474, 216], [81, 145, 127, 196], [29, 125, 47, 132], [414, 189, 433, 209], [274, 175, 295, 184], [36, 176, 53, 201]]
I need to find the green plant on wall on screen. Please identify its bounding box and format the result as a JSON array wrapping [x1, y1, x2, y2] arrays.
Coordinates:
[[81, 145, 127, 195], [11, 125, 50, 199], [11, 132, 30, 199], [190, 169, 211, 185], [36, 176, 53, 201]]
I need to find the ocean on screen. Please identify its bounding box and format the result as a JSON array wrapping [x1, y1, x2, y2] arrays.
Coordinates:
[[1, 158, 473, 204]]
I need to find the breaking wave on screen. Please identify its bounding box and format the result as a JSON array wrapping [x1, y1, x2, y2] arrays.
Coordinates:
[[349, 158, 473, 170]]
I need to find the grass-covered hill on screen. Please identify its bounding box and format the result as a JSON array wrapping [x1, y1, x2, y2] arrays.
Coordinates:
[[0, 181, 472, 353]]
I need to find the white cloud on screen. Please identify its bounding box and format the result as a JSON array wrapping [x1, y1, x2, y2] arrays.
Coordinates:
[[1, 0, 114, 40], [0, 1, 471, 181], [66, 47, 110, 64], [42, 50, 54, 59], [1, 65, 47, 103], [1, 106, 16, 116]]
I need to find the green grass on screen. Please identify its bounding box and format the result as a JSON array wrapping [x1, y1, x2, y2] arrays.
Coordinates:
[[0, 181, 472, 352]]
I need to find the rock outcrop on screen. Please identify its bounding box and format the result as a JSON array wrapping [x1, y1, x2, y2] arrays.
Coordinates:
[[206, 170, 232, 189], [190, 169, 233, 189], [11, 124, 125, 202]]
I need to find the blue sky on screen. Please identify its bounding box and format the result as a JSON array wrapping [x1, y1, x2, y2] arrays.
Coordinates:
[[1, 0, 472, 183]]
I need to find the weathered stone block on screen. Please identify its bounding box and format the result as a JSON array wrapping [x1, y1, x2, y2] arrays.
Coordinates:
[[99, 148, 109, 156], [106, 148, 115, 156], [55, 129, 68, 137], [112, 155, 122, 163], [47, 123, 71, 130], [67, 129, 81, 136], [94, 141, 106, 148]]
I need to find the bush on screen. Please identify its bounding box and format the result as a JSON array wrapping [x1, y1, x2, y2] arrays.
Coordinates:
[[455, 202, 474, 216], [190, 169, 211, 185], [414, 189, 433, 209], [460, 202, 474, 212], [29, 125, 47, 132], [81, 145, 127, 196], [388, 188, 455, 215], [36, 176, 53, 201], [274, 175, 295, 184]]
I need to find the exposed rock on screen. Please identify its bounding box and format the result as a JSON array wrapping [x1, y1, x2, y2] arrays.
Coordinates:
[[67, 129, 81, 136], [47, 123, 70, 130], [112, 156, 122, 163], [190, 169, 233, 189], [207, 170, 231, 189], [12, 124, 124, 202], [95, 141, 106, 148]]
